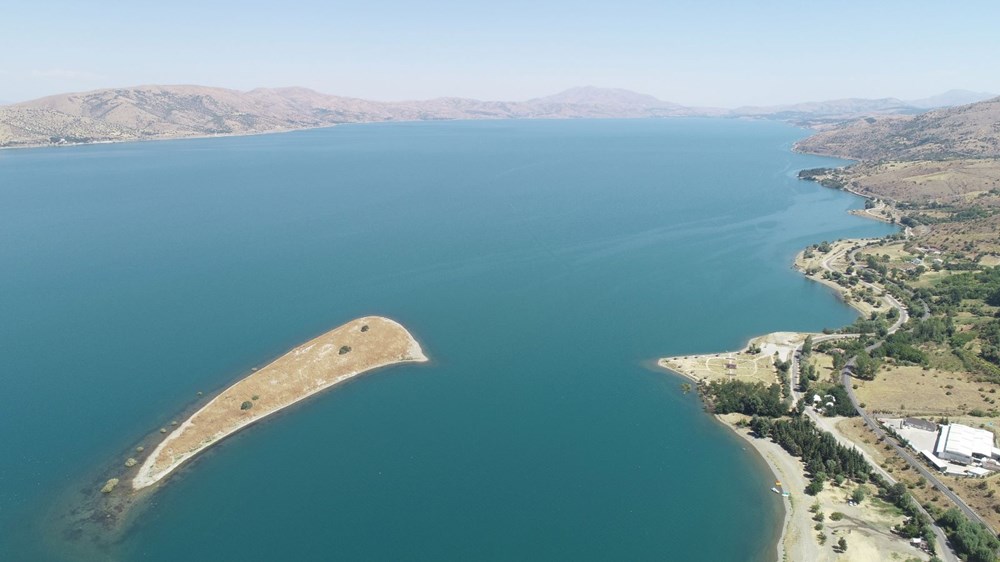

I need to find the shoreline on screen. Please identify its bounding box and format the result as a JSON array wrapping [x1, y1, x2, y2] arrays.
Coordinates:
[[719, 413, 805, 562], [656, 173, 911, 560], [659, 358, 806, 562], [132, 316, 427, 490], [0, 122, 341, 152]]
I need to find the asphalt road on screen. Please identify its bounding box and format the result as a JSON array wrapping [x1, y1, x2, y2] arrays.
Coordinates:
[[791, 241, 991, 559]]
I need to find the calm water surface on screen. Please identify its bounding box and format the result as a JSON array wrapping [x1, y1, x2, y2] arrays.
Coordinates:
[[0, 119, 895, 560]]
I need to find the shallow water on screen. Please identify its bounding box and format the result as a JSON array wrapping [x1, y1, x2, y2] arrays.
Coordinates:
[[0, 119, 895, 560]]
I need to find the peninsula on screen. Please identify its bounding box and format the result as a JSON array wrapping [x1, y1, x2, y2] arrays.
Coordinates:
[[132, 316, 427, 490]]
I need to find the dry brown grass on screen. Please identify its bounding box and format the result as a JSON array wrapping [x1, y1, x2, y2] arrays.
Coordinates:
[[849, 160, 1000, 205], [917, 214, 1000, 256], [659, 351, 777, 385], [835, 418, 1000, 532], [853, 365, 1000, 417], [133, 316, 426, 489]]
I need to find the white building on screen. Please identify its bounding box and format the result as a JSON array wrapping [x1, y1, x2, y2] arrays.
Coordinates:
[[934, 424, 998, 465]]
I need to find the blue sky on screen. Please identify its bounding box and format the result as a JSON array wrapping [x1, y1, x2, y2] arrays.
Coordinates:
[[2, 0, 999, 106]]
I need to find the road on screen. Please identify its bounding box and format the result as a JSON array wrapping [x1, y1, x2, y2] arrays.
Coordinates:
[[840, 368, 991, 529], [788, 335, 958, 561], [790, 241, 984, 560], [828, 247, 985, 528]]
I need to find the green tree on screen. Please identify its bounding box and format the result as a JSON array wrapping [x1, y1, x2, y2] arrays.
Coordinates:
[[854, 350, 879, 380], [805, 479, 824, 495]]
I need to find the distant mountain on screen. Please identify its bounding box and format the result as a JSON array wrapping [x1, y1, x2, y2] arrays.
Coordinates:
[[795, 96, 1000, 161], [1, 84, 994, 149], [729, 97, 919, 122], [727, 90, 997, 123], [906, 89, 996, 109], [0, 85, 716, 148]]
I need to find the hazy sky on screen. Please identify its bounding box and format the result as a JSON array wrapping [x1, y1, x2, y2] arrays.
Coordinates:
[[3, 0, 999, 106]]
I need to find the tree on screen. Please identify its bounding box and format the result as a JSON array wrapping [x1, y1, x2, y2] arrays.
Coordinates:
[[240, 400, 253, 410], [854, 350, 879, 380], [850, 486, 866, 504], [831, 350, 846, 371], [837, 537, 847, 552], [884, 482, 908, 504], [987, 287, 1000, 308], [936, 508, 1000, 562], [805, 479, 824, 495], [802, 335, 814, 356]]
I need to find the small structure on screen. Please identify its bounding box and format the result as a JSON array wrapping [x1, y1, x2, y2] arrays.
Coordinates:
[[966, 466, 990, 478], [934, 424, 998, 465], [903, 417, 938, 432], [981, 459, 1000, 472], [812, 394, 822, 403], [921, 450, 948, 472]]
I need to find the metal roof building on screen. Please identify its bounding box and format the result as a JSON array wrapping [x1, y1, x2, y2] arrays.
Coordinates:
[[934, 424, 996, 465], [920, 450, 948, 472], [903, 417, 938, 432]]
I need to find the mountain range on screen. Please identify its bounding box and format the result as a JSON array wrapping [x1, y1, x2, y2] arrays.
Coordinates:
[[0, 85, 994, 148], [795, 95, 1000, 161]]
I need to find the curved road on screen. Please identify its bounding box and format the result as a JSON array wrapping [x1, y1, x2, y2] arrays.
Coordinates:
[[790, 241, 993, 560]]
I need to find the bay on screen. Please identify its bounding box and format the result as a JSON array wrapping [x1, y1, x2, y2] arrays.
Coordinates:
[[0, 118, 895, 560]]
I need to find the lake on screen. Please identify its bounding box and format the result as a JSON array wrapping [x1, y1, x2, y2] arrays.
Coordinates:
[[0, 119, 896, 560]]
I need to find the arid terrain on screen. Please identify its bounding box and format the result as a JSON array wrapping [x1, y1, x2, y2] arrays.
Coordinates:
[[132, 316, 427, 490], [0, 85, 715, 148], [1, 85, 991, 149]]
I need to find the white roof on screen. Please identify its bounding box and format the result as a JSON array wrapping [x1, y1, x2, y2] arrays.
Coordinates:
[[921, 450, 948, 469], [966, 467, 990, 477], [936, 424, 996, 459]]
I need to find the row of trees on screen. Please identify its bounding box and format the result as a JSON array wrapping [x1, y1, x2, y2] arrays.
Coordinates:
[[750, 417, 948, 554], [936, 508, 1000, 562], [869, 474, 936, 549], [749, 417, 870, 487]]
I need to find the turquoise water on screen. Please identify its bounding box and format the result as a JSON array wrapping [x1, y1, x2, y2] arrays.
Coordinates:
[[0, 119, 895, 561]]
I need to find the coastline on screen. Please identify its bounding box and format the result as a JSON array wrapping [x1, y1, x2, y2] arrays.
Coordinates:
[[719, 412, 810, 562], [659, 358, 806, 561], [0, 122, 341, 152], [132, 316, 427, 490], [656, 173, 912, 561]]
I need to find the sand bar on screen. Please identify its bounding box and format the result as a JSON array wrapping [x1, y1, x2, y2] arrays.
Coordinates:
[[133, 316, 427, 490]]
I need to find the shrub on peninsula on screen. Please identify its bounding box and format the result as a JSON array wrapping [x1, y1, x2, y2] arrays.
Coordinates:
[[240, 400, 253, 411]]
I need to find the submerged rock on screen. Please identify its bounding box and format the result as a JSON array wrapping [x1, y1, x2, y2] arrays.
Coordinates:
[[100, 479, 119, 494], [124, 458, 137, 468]]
